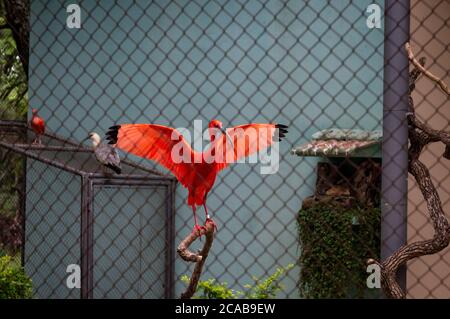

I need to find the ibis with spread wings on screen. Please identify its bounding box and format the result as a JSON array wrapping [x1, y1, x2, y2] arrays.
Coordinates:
[[106, 120, 288, 234]]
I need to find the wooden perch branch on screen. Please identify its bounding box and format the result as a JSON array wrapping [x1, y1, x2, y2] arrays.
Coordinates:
[[177, 220, 216, 299], [368, 43, 450, 299], [406, 43, 450, 95]]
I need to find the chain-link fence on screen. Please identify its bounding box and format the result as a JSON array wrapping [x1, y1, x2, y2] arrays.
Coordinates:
[[407, 0, 449, 299], [0, 0, 448, 299]]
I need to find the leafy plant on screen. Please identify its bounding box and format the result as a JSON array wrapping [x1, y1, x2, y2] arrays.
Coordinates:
[[0, 0, 27, 254], [0, 2, 28, 120], [0, 255, 32, 299], [0, 150, 24, 253], [181, 276, 241, 299], [181, 264, 294, 299], [297, 204, 380, 298], [244, 264, 294, 299]]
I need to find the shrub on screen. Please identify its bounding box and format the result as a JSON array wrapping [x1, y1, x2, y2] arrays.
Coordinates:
[[181, 264, 293, 299], [0, 255, 33, 299], [297, 204, 380, 298]]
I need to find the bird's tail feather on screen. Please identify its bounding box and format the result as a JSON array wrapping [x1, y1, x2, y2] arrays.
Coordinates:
[[106, 164, 122, 174]]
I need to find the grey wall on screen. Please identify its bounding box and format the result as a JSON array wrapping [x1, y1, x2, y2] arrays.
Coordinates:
[[29, 0, 384, 298]]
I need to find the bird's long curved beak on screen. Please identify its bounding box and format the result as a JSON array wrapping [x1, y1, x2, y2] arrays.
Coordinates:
[[83, 136, 90, 142], [221, 127, 234, 149]]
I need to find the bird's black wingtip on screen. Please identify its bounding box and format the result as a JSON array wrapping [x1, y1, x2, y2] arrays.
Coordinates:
[[108, 125, 121, 130], [275, 123, 289, 142], [106, 125, 121, 144]]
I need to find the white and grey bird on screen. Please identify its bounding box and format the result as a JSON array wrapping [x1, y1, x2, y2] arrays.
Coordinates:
[[86, 132, 121, 174]]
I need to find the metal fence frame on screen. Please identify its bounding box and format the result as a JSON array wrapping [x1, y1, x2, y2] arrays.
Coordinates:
[[0, 120, 178, 298]]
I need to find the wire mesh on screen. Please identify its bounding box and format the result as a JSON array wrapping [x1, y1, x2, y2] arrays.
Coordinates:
[[407, 0, 449, 299], [0, 0, 448, 299]]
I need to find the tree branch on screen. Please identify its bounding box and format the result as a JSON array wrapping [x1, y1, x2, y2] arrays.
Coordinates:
[[368, 43, 450, 299], [406, 43, 450, 95], [3, 0, 29, 76], [177, 219, 216, 299]]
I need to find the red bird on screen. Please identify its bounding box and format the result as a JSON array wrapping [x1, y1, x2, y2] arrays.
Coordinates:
[[106, 120, 288, 234], [30, 108, 45, 144]]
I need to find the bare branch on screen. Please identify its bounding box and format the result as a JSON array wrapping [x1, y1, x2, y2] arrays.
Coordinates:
[[405, 43, 450, 96], [369, 149, 450, 298], [370, 44, 450, 299], [177, 220, 216, 299], [408, 116, 450, 148]]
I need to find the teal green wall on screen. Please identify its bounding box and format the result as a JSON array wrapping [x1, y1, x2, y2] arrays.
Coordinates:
[[25, 161, 81, 299], [93, 186, 167, 298], [28, 0, 384, 298]]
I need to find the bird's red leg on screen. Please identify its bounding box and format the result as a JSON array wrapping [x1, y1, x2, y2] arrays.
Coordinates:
[[191, 205, 203, 237], [203, 203, 218, 232], [203, 202, 210, 219]]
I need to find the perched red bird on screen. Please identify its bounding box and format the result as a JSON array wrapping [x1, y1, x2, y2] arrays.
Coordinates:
[[29, 108, 45, 144], [106, 120, 288, 234]]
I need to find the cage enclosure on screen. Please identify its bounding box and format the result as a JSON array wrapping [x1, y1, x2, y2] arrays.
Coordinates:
[[293, 129, 382, 298], [0, 120, 177, 298]]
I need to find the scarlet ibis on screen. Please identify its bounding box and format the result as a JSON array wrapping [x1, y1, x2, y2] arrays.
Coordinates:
[[106, 120, 288, 234], [29, 108, 45, 144], [86, 132, 121, 174]]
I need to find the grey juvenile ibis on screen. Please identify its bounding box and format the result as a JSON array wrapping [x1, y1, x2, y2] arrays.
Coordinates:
[[86, 132, 121, 174]]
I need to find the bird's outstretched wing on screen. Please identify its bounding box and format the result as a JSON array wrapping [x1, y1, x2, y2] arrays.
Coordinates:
[[205, 123, 288, 171], [106, 124, 197, 186]]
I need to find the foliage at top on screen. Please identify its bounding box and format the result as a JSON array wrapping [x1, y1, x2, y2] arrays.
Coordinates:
[[297, 204, 380, 298], [181, 264, 294, 299], [0, 0, 28, 120], [0, 0, 27, 254]]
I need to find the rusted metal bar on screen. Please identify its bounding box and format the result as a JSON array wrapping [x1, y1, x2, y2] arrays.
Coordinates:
[[0, 120, 27, 127], [80, 175, 91, 299], [0, 140, 84, 176], [87, 173, 175, 181], [167, 180, 177, 298], [11, 144, 92, 152], [0, 119, 170, 178]]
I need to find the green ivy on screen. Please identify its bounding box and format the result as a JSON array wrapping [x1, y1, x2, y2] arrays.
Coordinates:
[[181, 264, 294, 299], [297, 204, 380, 298], [0, 255, 33, 299]]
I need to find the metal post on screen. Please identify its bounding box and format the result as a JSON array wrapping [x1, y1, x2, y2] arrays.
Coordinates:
[[382, 0, 410, 292], [80, 175, 93, 299], [166, 180, 177, 298], [20, 127, 27, 267]]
